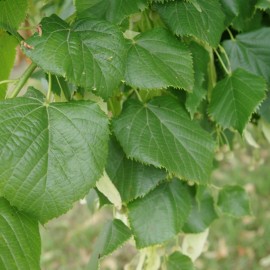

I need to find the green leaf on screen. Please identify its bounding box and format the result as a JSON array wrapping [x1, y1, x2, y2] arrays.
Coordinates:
[[22, 15, 127, 99], [76, 0, 148, 24], [183, 186, 218, 233], [217, 185, 251, 217], [166, 251, 195, 270], [50, 75, 73, 101], [87, 219, 132, 269], [208, 69, 266, 134], [223, 28, 270, 84], [256, 0, 270, 10], [156, 0, 225, 47], [125, 28, 194, 91], [128, 179, 191, 248], [106, 137, 166, 203], [23, 86, 45, 100], [185, 41, 209, 117], [0, 31, 18, 99], [219, 0, 241, 25], [0, 198, 40, 270], [260, 93, 270, 122], [113, 96, 215, 183], [0, 97, 109, 223], [0, 0, 28, 33]]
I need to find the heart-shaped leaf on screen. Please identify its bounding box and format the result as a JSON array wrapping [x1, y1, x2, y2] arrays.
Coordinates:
[[22, 15, 127, 99], [0, 97, 109, 222]]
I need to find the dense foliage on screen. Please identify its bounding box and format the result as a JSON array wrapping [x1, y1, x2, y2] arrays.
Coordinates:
[[0, 0, 270, 269]]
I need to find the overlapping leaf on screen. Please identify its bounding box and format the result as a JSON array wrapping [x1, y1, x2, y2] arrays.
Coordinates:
[[0, 97, 109, 223], [76, 0, 148, 24], [223, 28, 270, 84], [87, 219, 132, 269], [0, 0, 28, 33], [106, 137, 166, 203], [0, 31, 18, 99], [128, 180, 191, 248], [217, 185, 251, 217], [156, 0, 225, 47], [113, 96, 215, 183], [185, 42, 209, 117], [166, 252, 195, 270], [183, 186, 218, 233], [208, 69, 266, 133], [22, 15, 127, 99], [125, 28, 194, 91], [0, 198, 40, 270]]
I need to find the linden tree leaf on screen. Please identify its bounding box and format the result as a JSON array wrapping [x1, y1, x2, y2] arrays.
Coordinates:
[[76, 0, 148, 24], [106, 137, 166, 203], [128, 179, 191, 248], [185, 41, 209, 117], [87, 219, 132, 269], [156, 0, 225, 47], [125, 28, 194, 91], [217, 185, 252, 217], [0, 31, 18, 100], [0, 0, 28, 34], [256, 0, 270, 10], [166, 252, 195, 270], [22, 14, 127, 99], [113, 96, 215, 183], [223, 28, 270, 84], [183, 186, 218, 233], [0, 97, 109, 223], [208, 69, 266, 134], [0, 198, 40, 270]]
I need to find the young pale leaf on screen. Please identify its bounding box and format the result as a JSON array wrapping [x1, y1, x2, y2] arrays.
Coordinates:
[[217, 185, 251, 217], [128, 179, 191, 248], [106, 137, 166, 203], [166, 251, 195, 270], [76, 0, 148, 24], [125, 28, 194, 91], [113, 96, 215, 183], [87, 219, 132, 269], [183, 186, 218, 233], [0, 198, 40, 270], [0, 0, 28, 33], [208, 69, 266, 134], [0, 97, 109, 223], [182, 229, 209, 262], [185, 42, 209, 117], [22, 15, 127, 99], [156, 0, 225, 47], [223, 28, 270, 84], [0, 31, 18, 100]]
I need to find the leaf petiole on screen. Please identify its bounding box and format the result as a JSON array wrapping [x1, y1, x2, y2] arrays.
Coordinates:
[[8, 62, 37, 98], [213, 48, 231, 75]]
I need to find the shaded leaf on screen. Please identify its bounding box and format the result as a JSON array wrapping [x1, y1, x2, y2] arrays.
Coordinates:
[[0, 198, 40, 270], [106, 137, 166, 203], [156, 0, 225, 47], [185, 41, 209, 117], [208, 69, 266, 134], [87, 219, 132, 269], [113, 96, 215, 183], [217, 185, 251, 217], [128, 179, 191, 248], [183, 186, 218, 233], [22, 15, 127, 99], [76, 0, 148, 24], [0, 97, 109, 222], [223, 28, 270, 84], [125, 28, 194, 91], [166, 251, 195, 270]]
